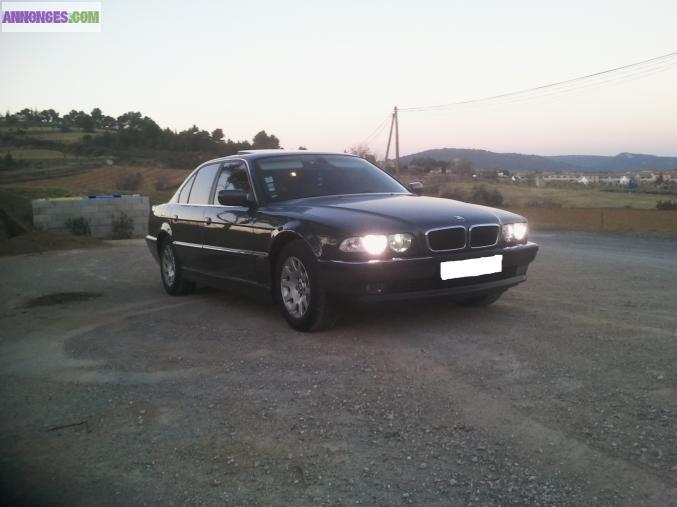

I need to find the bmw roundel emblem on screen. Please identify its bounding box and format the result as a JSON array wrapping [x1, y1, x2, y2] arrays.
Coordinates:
[[454, 216, 466, 221]]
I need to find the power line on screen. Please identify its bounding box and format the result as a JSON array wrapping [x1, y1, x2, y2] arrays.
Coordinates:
[[399, 50, 677, 113], [414, 59, 677, 114], [358, 115, 390, 146]]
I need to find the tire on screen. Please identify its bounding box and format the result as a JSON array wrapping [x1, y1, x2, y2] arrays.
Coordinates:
[[159, 239, 195, 296], [275, 240, 338, 332], [457, 289, 504, 307]]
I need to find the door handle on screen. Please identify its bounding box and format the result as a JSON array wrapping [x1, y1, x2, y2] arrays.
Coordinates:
[[205, 216, 212, 225]]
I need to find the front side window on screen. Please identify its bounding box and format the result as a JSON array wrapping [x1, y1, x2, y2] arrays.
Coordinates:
[[187, 163, 220, 204], [253, 155, 406, 202], [213, 161, 251, 204]]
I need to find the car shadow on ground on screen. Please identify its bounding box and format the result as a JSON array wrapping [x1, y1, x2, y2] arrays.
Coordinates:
[[192, 284, 518, 340]]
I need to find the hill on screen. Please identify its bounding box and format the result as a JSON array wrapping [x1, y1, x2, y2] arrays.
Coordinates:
[[402, 148, 677, 173], [548, 153, 677, 171]]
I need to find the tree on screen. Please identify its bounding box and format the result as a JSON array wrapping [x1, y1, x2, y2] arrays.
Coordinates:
[[90, 107, 103, 128], [252, 130, 280, 149], [100, 115, 117, 130], [4, 111, 17, 125], [117, 111, 143, 130], [298, 146, 308, 150], [348, 143, 377, 164], [17, 108, 34, 123], [80, 115, 95, 133], [211, 128, 225, 143]]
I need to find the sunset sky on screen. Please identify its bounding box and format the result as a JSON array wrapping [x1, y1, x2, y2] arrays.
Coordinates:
[[2, 0, 676, 156]]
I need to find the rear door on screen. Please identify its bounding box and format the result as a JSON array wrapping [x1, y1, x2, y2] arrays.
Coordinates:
[[172, 162, 220, 271], [202, 160, 273, 285]]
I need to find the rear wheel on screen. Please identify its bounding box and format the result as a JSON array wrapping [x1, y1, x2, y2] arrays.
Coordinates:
[[457, 289, 504, 307], [275, 240, 338, 331], [159, 239, 194, 296]]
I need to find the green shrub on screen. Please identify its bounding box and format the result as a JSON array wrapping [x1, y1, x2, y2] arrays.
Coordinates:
[[65, 216, 91, 236], [111, 212, 134, 239], [439, 186, 468, 201], [470, 185, 504, 207], [656, 199, 677, 210]]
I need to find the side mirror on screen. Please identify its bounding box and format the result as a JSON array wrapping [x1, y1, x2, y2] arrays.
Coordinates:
[[408, 181, 423, 196], [217, 190, 253, 207]]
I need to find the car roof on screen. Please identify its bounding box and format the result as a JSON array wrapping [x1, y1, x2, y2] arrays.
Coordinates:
[[201, 150, 360, 165]]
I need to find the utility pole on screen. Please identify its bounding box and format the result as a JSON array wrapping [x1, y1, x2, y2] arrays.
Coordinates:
[[384, 108, 395, 172], [383, 106, 400, 176], [394, 106, 400, 177]]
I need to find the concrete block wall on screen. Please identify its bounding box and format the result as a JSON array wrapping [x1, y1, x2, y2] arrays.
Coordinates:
[[32, 195, 150, 239]]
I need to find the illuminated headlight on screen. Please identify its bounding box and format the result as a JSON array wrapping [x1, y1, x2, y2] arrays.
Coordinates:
[[502, 222, 528, 243], [339, 233, 413, 255]]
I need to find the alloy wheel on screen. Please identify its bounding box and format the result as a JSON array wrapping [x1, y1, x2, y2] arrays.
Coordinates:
[[280, 256, 311, 318], [161, 244, 176, 287]]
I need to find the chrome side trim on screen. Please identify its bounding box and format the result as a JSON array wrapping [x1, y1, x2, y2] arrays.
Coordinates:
[[146, 234, 157, 241], [202, 243, 268, 258], [173, 240, 202, 249], [425, 225, 467, 252], [469, 223, 501, 249], [173, 240, 267, 257]]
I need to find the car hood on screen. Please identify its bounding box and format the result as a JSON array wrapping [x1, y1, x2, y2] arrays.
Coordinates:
[[273, 193, 525, 233]]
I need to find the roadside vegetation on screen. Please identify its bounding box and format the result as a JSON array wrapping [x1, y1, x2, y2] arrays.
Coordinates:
[[1, 109, 676, 248], [0, 107, 284, 251]]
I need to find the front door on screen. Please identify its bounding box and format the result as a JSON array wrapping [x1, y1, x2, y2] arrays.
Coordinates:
[[202, 161, 273, 286]]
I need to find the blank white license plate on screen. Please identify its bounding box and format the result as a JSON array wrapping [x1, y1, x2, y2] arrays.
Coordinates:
[[440, 255, 503, 280]]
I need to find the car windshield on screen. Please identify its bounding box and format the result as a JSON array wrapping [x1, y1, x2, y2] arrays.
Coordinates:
[[253, 155, 407, 202]]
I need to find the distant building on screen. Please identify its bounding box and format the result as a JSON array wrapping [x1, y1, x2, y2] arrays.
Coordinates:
[[542, 174, 599, 185]]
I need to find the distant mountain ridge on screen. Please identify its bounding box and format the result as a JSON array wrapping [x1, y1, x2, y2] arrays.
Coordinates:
[[401, 148, 677, 173]]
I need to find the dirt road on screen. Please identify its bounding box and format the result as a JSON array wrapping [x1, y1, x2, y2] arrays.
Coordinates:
[[1, 232, 675, 506]]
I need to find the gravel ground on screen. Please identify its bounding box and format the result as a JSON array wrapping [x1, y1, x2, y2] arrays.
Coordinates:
[[0, 232, 675, 506]]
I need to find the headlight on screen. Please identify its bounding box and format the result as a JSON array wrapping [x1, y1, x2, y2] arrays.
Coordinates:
[[361, 235, 388, 255], [388, 233, 413, 253], [502, 222, 528, 243], [339, 233, 413, 255]]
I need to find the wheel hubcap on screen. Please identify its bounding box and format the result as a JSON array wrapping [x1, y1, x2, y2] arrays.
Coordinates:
[[280, 256, 311, 318], [161, 244, 176, 286]]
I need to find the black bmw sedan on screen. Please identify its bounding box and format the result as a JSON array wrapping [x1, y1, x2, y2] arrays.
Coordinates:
[[146, 151, 538, 331]]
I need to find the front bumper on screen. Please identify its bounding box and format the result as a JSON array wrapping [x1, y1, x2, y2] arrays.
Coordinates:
[[317, 242, 538, 302], [146, 235, 160, 263]]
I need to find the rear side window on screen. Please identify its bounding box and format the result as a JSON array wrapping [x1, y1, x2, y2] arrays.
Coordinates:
[[177, 174, 196, 203], [188, 163, 220, 204]]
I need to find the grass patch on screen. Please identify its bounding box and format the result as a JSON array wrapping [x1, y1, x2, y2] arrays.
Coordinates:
[[23, 131, 94, 144], [0, 126, 99, 144], [431, 180, 665, 209], [0, 148, 72, 160], [4, 165, 186, 204], [514, 208, 677, 235]]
